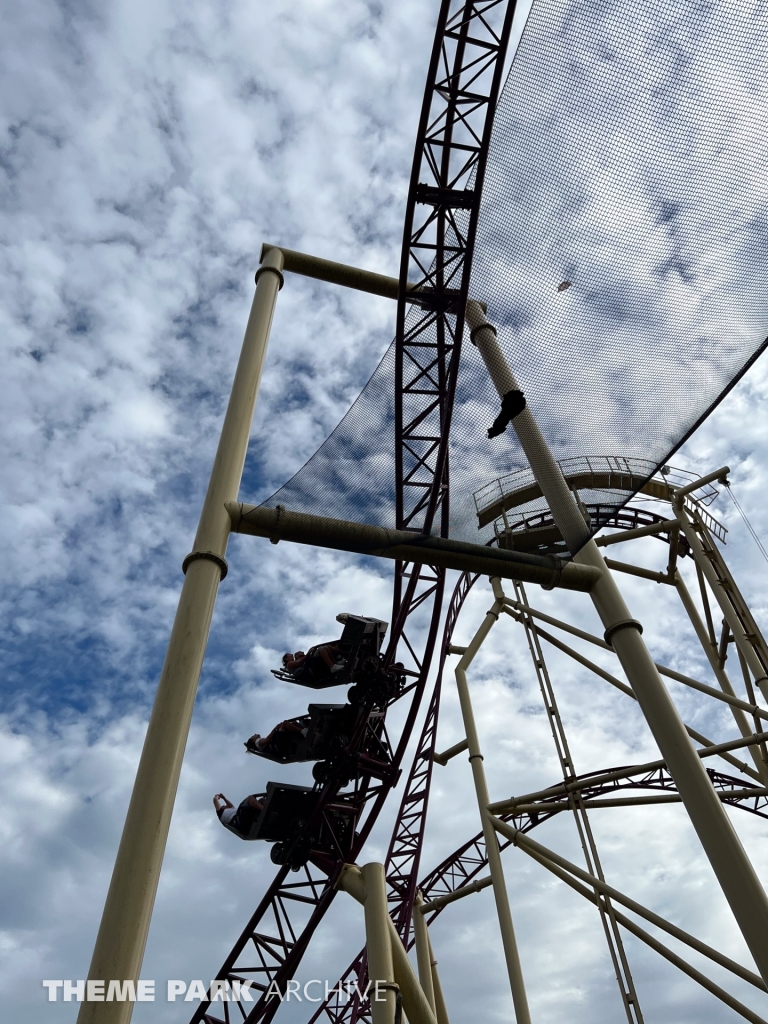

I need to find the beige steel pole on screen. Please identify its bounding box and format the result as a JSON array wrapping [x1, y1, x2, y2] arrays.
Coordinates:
[[412, 893, 436, 1014], [675, 504, 768, 700], [675, 572, 768, 785], [466, 299, 768, 985], [336, 865, 436, 1024], [426, 929, 451, 1024], [454, 583, 533, 1024], [361, 863, 399, 1024], [77, 247, 285, 1024]]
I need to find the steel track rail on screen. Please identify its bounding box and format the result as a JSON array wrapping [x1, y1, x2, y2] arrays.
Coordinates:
[[187, 1, 520, 1016], [304, 553, 768, 1024], [309, 761, 768, 1024], [419, 765, 768, 916], [395, 0, 519, 539], [307, 571, 479, 1024]]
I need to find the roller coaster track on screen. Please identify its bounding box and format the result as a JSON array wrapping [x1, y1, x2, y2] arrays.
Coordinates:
[[307, 571, 479, 1024], [188, 2, 519, 1020], [419, 762, 768, 912], [310, 719, 768, 1024], [395, 0, 518, 541], [306, 547, 768, 1024]]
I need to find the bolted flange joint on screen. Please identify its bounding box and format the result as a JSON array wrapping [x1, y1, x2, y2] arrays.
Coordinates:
[[470, 320, 496, 345], [604, 618, 643, 648], [182, 550, 229, 580], [255, 260, 285, 289], [269, 504, 285, 544]]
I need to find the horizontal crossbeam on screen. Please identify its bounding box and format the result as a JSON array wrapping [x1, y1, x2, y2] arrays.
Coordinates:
[[259, 243, 416, 301], [226, 502, 602, 591]]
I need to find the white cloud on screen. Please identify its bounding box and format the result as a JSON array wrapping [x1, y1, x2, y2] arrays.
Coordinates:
[[3, 0, 768, 1023]]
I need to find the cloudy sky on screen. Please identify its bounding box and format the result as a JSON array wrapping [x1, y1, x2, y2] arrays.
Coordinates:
[[3, 1, 768, 1023]]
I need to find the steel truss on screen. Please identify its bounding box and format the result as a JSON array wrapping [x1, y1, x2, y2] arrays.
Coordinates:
[[187, 3, 523, 1019], [442, 491, 768, 1021], [303, 482, 768, 1024], [308, 759, 768, 1024], [394, 0, 518, 537]]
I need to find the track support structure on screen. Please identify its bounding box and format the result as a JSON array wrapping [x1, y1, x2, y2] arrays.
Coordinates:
[[299, 509, 768, 1024], [465, 298, 768, 986], [453, 582, 532, 1024], [77, 247, 285, 1024], [337, 864, 438, 1024]]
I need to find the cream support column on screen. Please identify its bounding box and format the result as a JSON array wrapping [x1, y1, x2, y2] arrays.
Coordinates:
[[465, 299, 768, 985], [674, 504, 768, 702], [337, 865, 437, 1024], [412, 893, 436, 1014], [337, 864, 399, 1024], [454, 583, 532, 1024], [426, 928, 451, 1024], [78, 248, 285, 1024], [362, 864, 399, 1024]]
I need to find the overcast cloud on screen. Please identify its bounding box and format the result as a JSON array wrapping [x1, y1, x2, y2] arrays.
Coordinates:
[[3, 1, 768, 1024]]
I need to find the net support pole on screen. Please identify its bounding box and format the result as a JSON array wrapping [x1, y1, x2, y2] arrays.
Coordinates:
[[466, 299, 768, 986], [76, 246, 285, 1024], [454, 586, 533, 1024]]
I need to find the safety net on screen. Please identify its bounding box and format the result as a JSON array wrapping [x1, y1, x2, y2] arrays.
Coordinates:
[[261, 0, 768, 549]]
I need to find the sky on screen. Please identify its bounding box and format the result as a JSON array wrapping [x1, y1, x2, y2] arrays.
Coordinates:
[[3, 1, 768, 1023]]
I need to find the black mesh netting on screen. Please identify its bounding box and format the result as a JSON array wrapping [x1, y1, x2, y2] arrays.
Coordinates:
[[261, 0, 768, 546]]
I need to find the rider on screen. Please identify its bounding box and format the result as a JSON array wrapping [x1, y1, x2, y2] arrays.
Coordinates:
[[245, 718, 305, 757], [213, 792, 264, 840], [282, 644, 346, 680]]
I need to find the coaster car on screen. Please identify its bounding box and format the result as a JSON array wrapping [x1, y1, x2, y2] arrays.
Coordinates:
[[230, 781, 357, 870], [246, 703, 394, 789], [244, 704, 359, 764], [271, 614, 389, 690]]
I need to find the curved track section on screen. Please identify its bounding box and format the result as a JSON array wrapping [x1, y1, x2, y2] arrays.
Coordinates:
[[394, 0, 519, 540], [419, 765, 768, 916], [187, 2, 521, 1018], [308, 750, 768, 1024], [304, 553, 768, 1024]]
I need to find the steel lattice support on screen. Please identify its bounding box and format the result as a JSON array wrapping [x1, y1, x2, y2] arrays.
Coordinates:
[[187, 3, 526, 1016], [394, 0, 518, 537], [188, 565, 445, 1024], [253, 494, 768, 1024], [429, 563, 768, 1022], [307, 758, 768, 1024], [307, 572, 480, 1024]]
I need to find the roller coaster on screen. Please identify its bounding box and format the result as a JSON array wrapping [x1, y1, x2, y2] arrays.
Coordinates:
[[77, 2, 768, 1023]]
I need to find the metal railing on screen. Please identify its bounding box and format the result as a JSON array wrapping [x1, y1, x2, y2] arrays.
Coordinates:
[[473, 456, 726, 543]]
